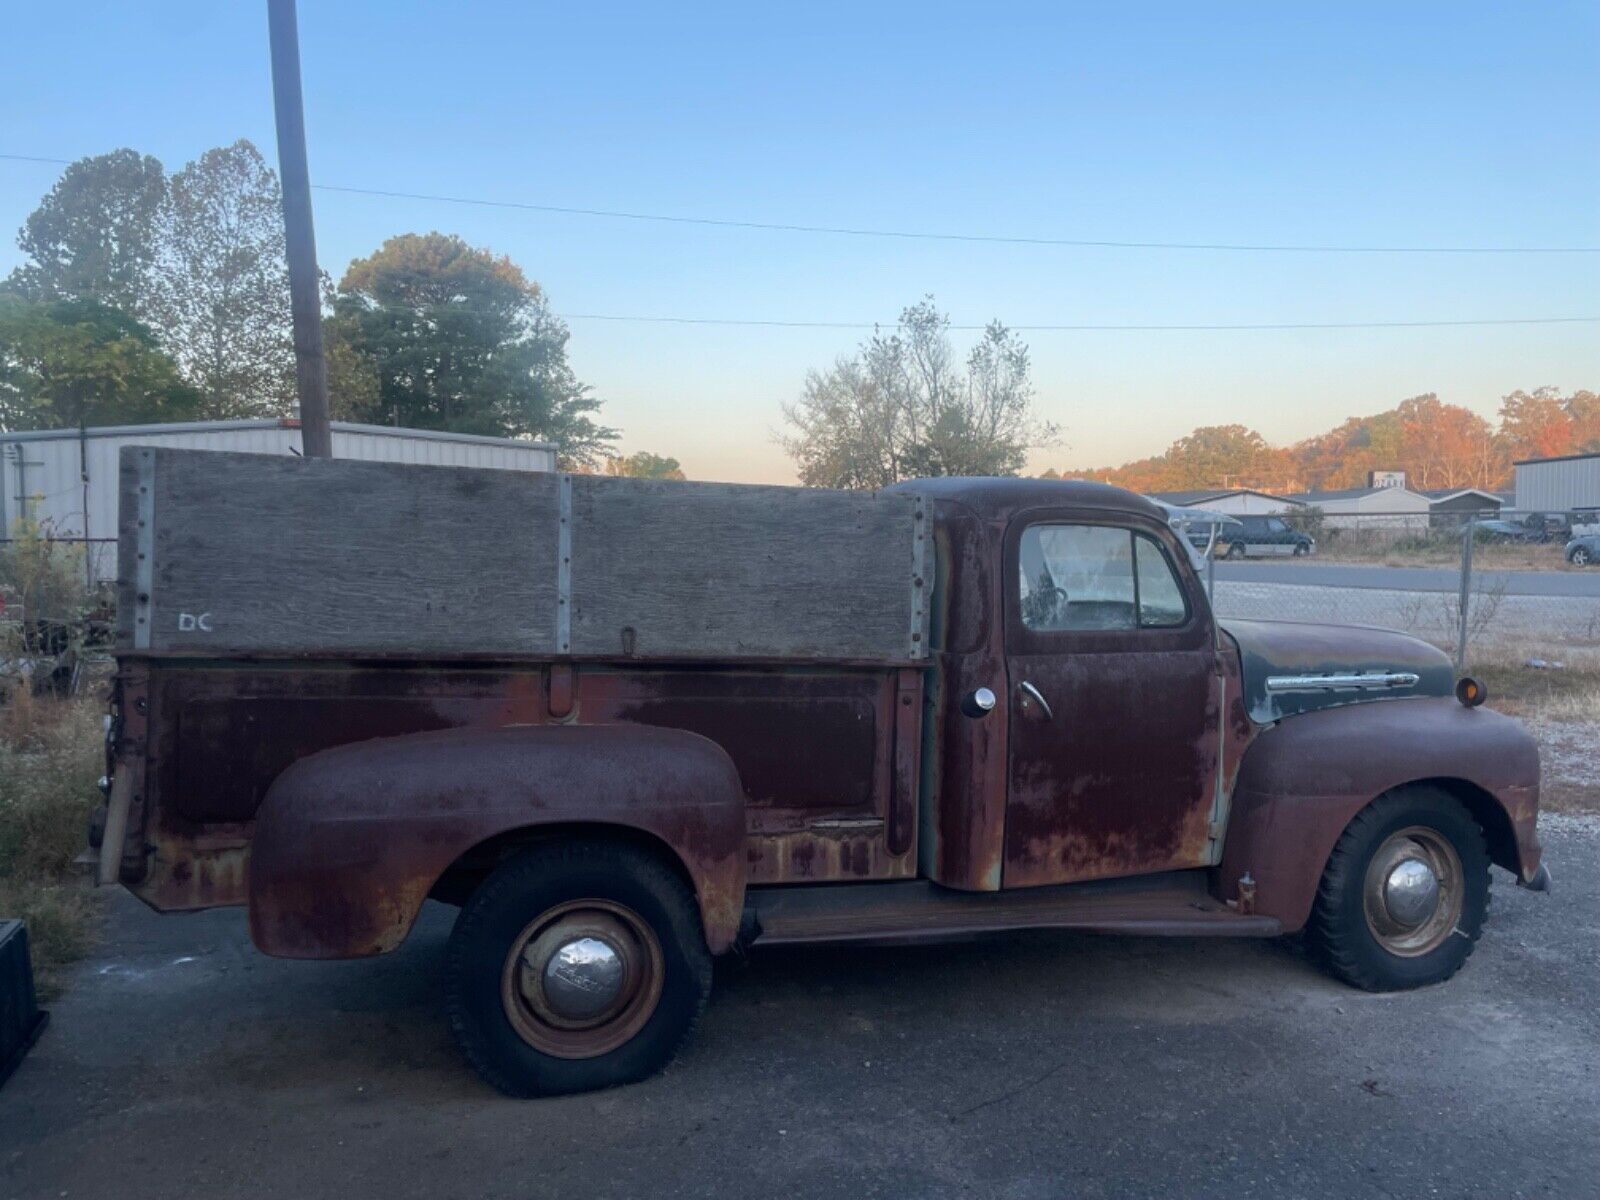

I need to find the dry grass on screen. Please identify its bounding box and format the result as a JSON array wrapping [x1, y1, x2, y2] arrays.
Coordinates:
[[1471, 643, 1600, 815], [1301, 540, 1578, 572], [0, 691, 105, 997]]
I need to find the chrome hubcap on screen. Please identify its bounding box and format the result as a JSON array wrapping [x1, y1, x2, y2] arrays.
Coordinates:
[[1363, 827, 1462, 957], [535, 936, 625, 1021], [501, 900, 665, 1059], [1382, 859, 1440, 928]]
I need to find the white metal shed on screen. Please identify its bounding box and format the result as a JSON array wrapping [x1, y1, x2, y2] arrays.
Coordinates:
[[1, 420, 557, 581]]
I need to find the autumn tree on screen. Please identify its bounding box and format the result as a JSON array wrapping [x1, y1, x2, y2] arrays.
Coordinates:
[[1394, 394, 1499, 489], [3, 149, 166, 319], [148, 140, 295, 418], [1567, 390, 1600, 453], [781, 298, 1054, 488], [0, 296, 202, 431], [605, 452, 685, 480], [1498, 387, 1573, 462], [328, 232, 616, 466]]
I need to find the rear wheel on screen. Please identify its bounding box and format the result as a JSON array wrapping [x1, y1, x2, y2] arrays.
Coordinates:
[[1306, 787, 1490, 991], [445, 841, 712, 1096], [1572, 545, 1592, 566], [1225, 541, 1245, 560]]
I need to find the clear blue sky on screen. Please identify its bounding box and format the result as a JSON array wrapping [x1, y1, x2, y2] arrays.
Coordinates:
[[3, 1, 1596, 481]]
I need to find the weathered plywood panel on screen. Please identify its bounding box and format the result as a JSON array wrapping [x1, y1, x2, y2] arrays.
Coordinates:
[[568, 476, 926, 660], [119, 449, 928, 661], [119, 448, 560, 655]]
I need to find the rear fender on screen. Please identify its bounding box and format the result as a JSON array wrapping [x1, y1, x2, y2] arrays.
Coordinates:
[[248, 723, 748, 958], [1218, 698, 1540, 931]]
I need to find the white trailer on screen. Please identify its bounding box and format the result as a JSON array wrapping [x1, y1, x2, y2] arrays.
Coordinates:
[[1, 420, 557, 582]]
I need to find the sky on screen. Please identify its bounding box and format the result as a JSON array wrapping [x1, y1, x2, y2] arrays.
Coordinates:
[[2, 1, 1597, 483]]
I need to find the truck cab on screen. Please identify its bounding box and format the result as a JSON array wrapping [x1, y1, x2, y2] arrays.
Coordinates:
[[98, 461, 1545, 1097]]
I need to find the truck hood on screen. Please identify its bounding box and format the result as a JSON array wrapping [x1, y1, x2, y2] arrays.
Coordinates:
[[1220, 618, 1455, 724]]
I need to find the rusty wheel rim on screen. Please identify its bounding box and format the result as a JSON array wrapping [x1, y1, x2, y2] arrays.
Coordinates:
[[1362, 826, 1463, 958], [499, 899, 664, 1059]]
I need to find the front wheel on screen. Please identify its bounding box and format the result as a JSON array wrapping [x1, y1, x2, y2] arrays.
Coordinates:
[[1225, 541, 1245, 560], [445, 841, 712, 1096], [1305, 787, 1490, 991], [1572, 546, 1592, 566]]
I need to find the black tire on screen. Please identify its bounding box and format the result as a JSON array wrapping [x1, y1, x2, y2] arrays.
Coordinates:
[[445, 840, 712, 1097], [1292, 542, 1310, 557], [1306, 786, 1490, 992], [1225, 541, 1245, 560]]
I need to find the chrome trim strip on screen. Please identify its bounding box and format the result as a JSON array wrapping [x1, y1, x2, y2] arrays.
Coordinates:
[[1264, 671, 1421, 693]]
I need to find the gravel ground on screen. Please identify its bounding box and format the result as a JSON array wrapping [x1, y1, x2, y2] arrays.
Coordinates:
[[2, 817, 1596, 1200]]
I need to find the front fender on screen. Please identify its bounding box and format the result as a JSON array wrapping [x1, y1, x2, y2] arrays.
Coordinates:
[[248, 723, 748, 958], [1218, 698, 1540, 931]]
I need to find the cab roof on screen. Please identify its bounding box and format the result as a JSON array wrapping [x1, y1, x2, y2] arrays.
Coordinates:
[[887, 476, 1162, 521]]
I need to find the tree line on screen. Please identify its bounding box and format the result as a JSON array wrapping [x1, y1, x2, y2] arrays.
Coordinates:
[[0, 144, 686, 476], [1053, 388, 1598, 495]]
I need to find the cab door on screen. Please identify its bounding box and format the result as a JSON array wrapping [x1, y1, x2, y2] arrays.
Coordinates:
[[1002, 511, 1222, 889]]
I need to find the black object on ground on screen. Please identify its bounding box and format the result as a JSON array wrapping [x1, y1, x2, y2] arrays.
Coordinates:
[[0, 919, 49, 1088]]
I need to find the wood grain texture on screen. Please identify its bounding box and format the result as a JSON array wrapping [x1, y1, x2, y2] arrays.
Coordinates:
[[120, 448, 560, 655], [118, 450, 929, 661], [568, 476, 925, 660]]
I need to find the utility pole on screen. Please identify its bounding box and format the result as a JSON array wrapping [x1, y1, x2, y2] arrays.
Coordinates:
[[267, 0, 333, 458]]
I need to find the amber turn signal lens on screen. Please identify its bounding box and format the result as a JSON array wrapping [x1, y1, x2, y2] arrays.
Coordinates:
[[1455, 677, 1486, 707]]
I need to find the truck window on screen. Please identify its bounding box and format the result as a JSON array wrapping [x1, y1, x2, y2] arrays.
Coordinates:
[[1134, 535, 1188, 626], [1018, 525, 1189, 632]]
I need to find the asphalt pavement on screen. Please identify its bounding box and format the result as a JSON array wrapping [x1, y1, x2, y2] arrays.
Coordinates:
[[1214, 560, 1600, 597], [3, 816, 1595, 1199]]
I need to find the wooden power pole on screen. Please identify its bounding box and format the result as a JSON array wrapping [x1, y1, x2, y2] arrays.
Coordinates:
[[267, 0, 333, 458]]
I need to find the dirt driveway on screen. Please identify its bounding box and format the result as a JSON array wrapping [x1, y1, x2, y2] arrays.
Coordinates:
[[3, 817, 1596, 1200]]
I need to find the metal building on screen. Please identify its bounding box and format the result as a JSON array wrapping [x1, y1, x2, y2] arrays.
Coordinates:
[[1514, 451, 1600, 513], [1, 419, 557, 581]]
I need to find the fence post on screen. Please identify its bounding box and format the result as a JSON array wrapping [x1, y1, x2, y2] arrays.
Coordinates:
[[1455, 520, 1475, 672]]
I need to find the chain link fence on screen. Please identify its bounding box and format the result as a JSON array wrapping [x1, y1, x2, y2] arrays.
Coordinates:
[[1183, 508, 1600, 669]]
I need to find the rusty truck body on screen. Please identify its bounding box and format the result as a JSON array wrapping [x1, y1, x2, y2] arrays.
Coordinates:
[[97, 451, 1548, 1096]]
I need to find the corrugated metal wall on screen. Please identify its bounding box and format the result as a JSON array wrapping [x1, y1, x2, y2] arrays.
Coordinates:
[[1515, 456, 1600, 512], [1, 421, 556, 581]]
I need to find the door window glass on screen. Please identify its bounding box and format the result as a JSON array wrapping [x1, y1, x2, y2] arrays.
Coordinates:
[[1019, 525, 1135, 630], [1135, 535, 1188, 626], [1019, 525, 1190, 632]]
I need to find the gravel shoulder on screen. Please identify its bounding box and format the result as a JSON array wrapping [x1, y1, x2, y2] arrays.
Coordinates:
[[2, 817, 1596, 1200]]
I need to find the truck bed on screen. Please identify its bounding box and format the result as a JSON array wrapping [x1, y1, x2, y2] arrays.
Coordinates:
[[117, 657, 923, 914]]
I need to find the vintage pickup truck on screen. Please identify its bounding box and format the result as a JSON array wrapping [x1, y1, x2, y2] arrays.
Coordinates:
[[96, 450, 1548, 1097]]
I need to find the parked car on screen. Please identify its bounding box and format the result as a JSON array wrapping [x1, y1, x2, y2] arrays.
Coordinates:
[[100, 451, 1547, 1097], [1468, 518, 1544, 545], [1565, 534, 1600, 566], [1214, 513, 1315, 559]]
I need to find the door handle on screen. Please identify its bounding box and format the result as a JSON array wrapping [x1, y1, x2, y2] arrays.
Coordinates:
[[1019, 680, 1054, 720]]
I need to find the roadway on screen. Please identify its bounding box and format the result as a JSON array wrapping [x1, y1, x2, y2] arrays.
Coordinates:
[[1214, 559, 1600, 597]]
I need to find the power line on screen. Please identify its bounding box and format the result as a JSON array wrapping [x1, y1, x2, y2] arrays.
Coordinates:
[[5, 151, 1598, 255], [557, 313, 1599, 332], [349, 299, 1600, 331]]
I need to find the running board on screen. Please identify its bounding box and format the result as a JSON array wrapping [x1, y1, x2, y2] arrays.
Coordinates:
[[745, 871, 1282, 947]]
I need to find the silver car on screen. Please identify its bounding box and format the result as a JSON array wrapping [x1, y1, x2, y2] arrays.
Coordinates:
[[1565, 534, 1600, 566]]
